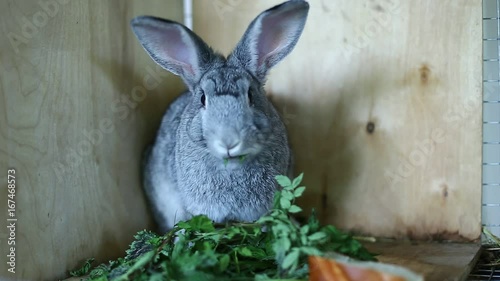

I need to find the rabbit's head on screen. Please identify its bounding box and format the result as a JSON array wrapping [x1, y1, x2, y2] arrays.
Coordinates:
[[131, 0, 309, 164]]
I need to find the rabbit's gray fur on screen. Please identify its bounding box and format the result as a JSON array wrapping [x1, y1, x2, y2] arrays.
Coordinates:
[[132, 0, 309, 233]]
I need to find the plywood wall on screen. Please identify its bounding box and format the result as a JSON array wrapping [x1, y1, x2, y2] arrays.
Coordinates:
[[0, 1, 184, 280], [0, 1, 483, 280], [193, 0, 483, 241]]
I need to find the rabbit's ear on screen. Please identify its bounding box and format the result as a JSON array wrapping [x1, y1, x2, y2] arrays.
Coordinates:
[[229, 0, 309, 81], [131, 16, 214, 86]]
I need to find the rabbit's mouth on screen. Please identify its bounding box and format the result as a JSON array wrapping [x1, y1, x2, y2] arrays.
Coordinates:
[[223, 154, 248, 163]]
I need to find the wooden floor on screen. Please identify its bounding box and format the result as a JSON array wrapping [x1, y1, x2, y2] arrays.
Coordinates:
[[363, 240, 482, 281]]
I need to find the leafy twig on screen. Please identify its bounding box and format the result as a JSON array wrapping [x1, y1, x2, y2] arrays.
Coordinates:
[[69, 172, 377, 281]]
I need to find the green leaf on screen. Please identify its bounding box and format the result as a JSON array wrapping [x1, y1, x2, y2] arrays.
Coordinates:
[[256, 216, 275, 224], [275, 175, 292, 188], [288, 205, 302, 213], [300, 234, 308, 245], [239, 155, 247, 162], [149, 273, 164, 281], [255, 274, 272, 280], [185, 215, 215, 232], [171, 234, 187, 260], [70, 258, 95, 277], [300, 225, 310, 235], [308, 208, 320, 232], [308, 232, 328, 241], [272, 190, 282, 209], [280, 197, 291, 209], [238, 247, 253, 257], [273, 236, 292, 259], [281, 249, 300, 269], [272, 222, 291, 235], [299, 246, 322, 256], [246, 246, 270, 260], [219, 254, 230, 272], [281, 190, 294, 200], [269, 209, 288, 221], [205, 233, 221, 243], [282, 238, 292, 251], [115, 251, 155, 281], [292, 173, 304, 188], [87, 264, 109, 279], [294, 186, 306, 197]]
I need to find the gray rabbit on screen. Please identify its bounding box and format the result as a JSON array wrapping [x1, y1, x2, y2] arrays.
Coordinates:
[[131, 0, 309, 233]]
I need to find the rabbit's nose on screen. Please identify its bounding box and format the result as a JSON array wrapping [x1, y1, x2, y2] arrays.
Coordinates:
[[225, 141, 240, 150], [216, 139, 242, 156]]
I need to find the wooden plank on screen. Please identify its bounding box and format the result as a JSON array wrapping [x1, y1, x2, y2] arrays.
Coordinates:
[[192, 0, 483, 241], [0, 1, 184, 280], [363, 241, 482, 281]]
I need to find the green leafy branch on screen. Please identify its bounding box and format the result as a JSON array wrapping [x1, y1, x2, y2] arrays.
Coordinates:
[[256, 173, 375, 279], [70, 173, 376, 281]]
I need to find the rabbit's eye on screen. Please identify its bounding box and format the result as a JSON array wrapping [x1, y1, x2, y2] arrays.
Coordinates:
[[201, 94, 206, 107]]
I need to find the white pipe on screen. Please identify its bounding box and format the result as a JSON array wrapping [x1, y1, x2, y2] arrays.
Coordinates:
[[183, 0, 193, 30]]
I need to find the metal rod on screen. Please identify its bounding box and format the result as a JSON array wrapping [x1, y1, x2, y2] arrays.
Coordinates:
[[183, 0, 193, 30]]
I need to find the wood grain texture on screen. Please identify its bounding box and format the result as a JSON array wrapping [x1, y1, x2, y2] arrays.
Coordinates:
[[363, 241, 481, 281], [193, 0, 483, 241], [0, 1, 185, 280]]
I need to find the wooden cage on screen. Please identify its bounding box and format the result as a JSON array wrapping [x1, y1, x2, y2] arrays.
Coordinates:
[[0, 0, 486, 280]]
